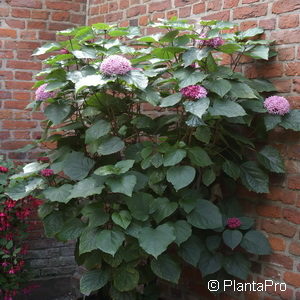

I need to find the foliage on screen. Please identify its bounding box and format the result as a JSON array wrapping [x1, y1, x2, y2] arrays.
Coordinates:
[[10, 18, 300, 299], [0, 158, 41, 299]]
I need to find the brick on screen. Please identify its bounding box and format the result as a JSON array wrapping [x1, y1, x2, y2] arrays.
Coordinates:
[[272, 0, 300, 14], [167, 10, 178, 19], [174, 0, 197, 7], [70, 14, 85, 24], [223, 0, 239, 9], [0, 29, 17, 39], [5, 41, 40, 50], [242, 0, 259, 3], [127, 5, 146, 17], [179, 6, 191, 18], [27, 21, 47, 30], [15, 71, 33, 81], [285, 62, 300, 76], [11, 8, 31, 18], [149, 0, 170, 12], [284, 272, 300, 287], [259, 19, 276, 30], [16, 50, 34, 60], [289, 241, 300, 256], [13, 131, 31, 139], [0, 71, 13, 80], [203, 10, 230, 21], [293, 79, 300, 94], [240, 20, 257, 31], [139, 16, 149, 26], [268, 236, 286, 251], [2, 121, 37, 130], [233, 4, 268, 19], [46, 1, 80, 11], [278, 47, 295, 61], [256, 205, 281, 218], [271, 29, 300, 45], [272, 79, 292, 93], [0, 50, 14, 59], [31, 10, 50, 19], [207, 0, 222, 11], [5, 19, 26, 29], [51, 11, 70, 21], [6, 60, 42, 70], [1, 141, 31, 150], [0, 7, 9, 17], [193, 3, 205, 14], [286, 145, 300, 160], [48, 23, 72, 31], [10, 0, 42, 8], [120, 0, 129, 9], [20, 31, 37, 40], [5, 81, 34, 90], [282, 208, 300, 224], [108, 1, 118, 12], [279, 15, 299, 29], [261, 219, 296, 237], [0, 110, 13, 119], [105, 12, 123, 22], [288, 175, 300, 190], [263, 266, 281, 280], [39, 31, 56, 41], [263, 253, 293, 270], [245, 63, 283, 78]]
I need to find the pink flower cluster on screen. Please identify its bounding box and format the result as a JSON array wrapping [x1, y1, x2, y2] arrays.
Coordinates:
[[35, 84, 56, 101], [226, 217, 241, 229], [40, 169, 54, 177], [180, 85, 208, 100], [263, 96, 290, 115], [0, 166, 9, 173], [198, 33, 225, 48], [100, 55, 132, 76]]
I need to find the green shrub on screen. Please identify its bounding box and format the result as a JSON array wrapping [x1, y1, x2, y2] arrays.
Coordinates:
[[9, 18, 300, 299]]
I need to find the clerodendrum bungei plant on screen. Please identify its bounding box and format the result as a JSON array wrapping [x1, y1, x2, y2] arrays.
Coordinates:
[[6, 18, 300, 299]]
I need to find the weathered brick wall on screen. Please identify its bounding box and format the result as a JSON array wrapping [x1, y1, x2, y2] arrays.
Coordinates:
[[87, 1, 300, 300], [0, 0, 86, 282]]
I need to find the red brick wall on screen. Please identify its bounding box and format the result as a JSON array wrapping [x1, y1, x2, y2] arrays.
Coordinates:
[[0, 0, 87, 282], [0, 0, 87, 160], [86, 1, 300, 300]]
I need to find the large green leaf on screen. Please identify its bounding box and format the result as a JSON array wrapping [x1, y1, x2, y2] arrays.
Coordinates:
[[95, 160, 135, 176], [222, 160, 240, 180], [43, 211, 64, 237], [240, 161, 269, 193], [97, 136, 125, 155], [204, 79, 231, 97], [257, 145, 284, 173], [160, 93, 182, 107], [163, 149, 186, 167], [81, 203, 109, 228], [113, 267, 139, 292], [169, 220, 192, 246], [198, 251, 223, 277], [112, 210, 132, 229], [152, 47, 184, 59], [33, 42, 61, 56], [138, 224, 175, 258], [179, 72, 208, 89], [150, 254, 181, 284], [264, 114, 281, 131], [182, 48, 210, 67], [229, 82, 257, 99], [179, 235, 204, 267], [280, 109, 300, 131], [202, 168, 216, 186], [194, 126, 211, 144], [152, 197, 178, 223], [57, 218, 85, 241], [44, 103, 72, 125], [210, 99, 246, 117], [187, 147, 212, 167], [187, 200, 223, 229], [223, 253, 251, 280], [241, 230, 271, 255], [69, 177, 104, 199], [122, 70, 148, 90], [238, 27, 264, 39], [43, 184, 73, 203], [184, 98, 210, 119], [80, 269, 109, 296], [96, 230, 125, 256], [75, 75, 106, 93], [222, 229, 242, 250], [63, 152, 95, 181], [79, 228, 99, 255], [245, 45, 269, 60], [125, 192, 154, 221], [106, 174, 137, 197], [166, 166, 196, 191], [85, 119, 111, 144]]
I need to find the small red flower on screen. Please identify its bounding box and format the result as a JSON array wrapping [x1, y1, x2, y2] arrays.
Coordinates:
[[59, 48, 70, 54], [226, 217, 241, 229], [0, 166, 9, 173], [40, 169, 54, 177]]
